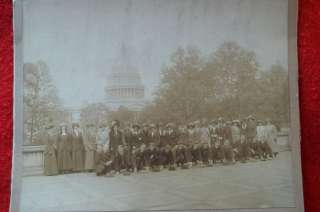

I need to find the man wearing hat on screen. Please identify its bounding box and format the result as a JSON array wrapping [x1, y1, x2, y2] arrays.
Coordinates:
[[199, 122, 212, 166], [245, 115, 257, 159], [149, 124, 160, 146], [148, 124, 161, 170], [109, 120, 124, 153], [216, 118, 226, 139], [109, 120, 126, 172], [208, 120, 217, 146], [221, 138, 235, 164], [211, 135, 222, 163], [137, 123, 152, 171], [237, 134, 249, 162], [176, 125, 191, 168], [224, 121, 233, 143], [187, 122, 202, 166], [246, 115, 257, 143], [231, 120, 241, 139], [158, 123, 177, 170], [146, 142, 161, 171], [157, 122, 166, 148], [175, 142, 188, 168], [95, 148, 115, 177], [126, 124, 143, 172]]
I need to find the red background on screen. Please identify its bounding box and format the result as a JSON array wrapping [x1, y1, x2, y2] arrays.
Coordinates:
[[0, 0, 319, 211]]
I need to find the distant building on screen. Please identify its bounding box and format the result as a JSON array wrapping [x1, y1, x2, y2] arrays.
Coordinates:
[[105, 65, 145, 111]]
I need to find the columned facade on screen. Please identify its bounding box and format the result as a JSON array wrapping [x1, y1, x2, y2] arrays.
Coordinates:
[[105, 68, 145, 111]]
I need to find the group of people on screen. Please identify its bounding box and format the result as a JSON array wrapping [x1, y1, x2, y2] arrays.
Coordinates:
[[42, 115, 280, 176]]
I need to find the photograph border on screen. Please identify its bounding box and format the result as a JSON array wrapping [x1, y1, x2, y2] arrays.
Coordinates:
[[10, 0, 304, 211]]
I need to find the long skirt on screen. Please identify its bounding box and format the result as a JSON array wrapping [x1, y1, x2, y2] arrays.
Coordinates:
[[57, 150, 73, 172], [72, 150, 84, 171], [84, 150, 95, 171], [267, 138, 280, 153], [44, 152, 59, 176]]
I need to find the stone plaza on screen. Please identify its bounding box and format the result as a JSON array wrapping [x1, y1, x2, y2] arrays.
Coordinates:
[[19, 151, 295, 212]]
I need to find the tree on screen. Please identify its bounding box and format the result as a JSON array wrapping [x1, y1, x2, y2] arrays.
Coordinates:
[[203, 41, 260, 119], [23, 60, 61, 144], [140, 42, 289, 125], [108, 106, 135, 124], [256, 64, 289, 126], [152, 47, 210, 123]]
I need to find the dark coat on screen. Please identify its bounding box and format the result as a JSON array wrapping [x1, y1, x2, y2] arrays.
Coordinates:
[[215, 125, 225, 138], [246, 120, 257, 139], [57, 133, 73, 171], [163, 130, 179, 147], [224, 126, 233, 143], [71, 132, 85, 171], [95, 151, 115, 176], [109, 128, 124, 152], [43, 132, 58, 176], [127, 131, 143, 148], [141, 130, 151, 145]]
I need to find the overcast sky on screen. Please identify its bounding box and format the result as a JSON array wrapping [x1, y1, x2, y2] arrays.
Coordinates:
[[23, 0, 288, 109]]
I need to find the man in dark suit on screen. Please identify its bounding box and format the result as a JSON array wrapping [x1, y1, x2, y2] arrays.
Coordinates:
[[126, 124, 142, 172], [148, 124, 161, 171], [109, 120, 124, 153], [109, 120, 127, 173], [160, 123, 178, 170]]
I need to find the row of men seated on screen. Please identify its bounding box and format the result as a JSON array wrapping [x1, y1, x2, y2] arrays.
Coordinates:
[[95, 133, 277, 176]]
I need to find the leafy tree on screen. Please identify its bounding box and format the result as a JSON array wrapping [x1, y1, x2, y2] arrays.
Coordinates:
[[256, 64, 289, 126], [140, 42, 289, 126], [153, 47, 209, 123], [23, 60, 62, 144], [203, 41, 259, 119], [108, 106, 136, 124]]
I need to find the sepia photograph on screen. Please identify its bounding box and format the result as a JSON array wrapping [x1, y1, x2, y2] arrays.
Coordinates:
[[13, 0, 303, 211]]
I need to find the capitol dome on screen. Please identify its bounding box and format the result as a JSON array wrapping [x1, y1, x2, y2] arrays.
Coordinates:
[[105, 64, 145, 111]]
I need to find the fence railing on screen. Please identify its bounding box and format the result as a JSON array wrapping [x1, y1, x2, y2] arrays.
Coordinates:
[[23, 145, 45, 176]]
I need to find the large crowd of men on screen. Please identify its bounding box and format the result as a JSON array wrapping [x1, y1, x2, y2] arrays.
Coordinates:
[[42, 115, 280, 176]]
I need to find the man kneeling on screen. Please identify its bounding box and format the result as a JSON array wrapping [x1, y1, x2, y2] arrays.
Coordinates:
[[95, 146, 115, 177]]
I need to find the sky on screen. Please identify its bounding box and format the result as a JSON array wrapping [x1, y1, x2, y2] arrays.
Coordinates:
[[22, 0, 288, 109]]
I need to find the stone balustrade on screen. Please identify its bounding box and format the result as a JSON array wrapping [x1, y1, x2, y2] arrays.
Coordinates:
[[277, 128, 290, 151], [23, 145, 45, 176]]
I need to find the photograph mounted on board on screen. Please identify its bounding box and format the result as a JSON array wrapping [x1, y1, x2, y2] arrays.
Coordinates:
[[12, 0, 303, 211]]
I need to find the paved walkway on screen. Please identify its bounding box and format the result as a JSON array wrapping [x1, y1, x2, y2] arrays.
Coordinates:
[[20, 152, 295, 212]]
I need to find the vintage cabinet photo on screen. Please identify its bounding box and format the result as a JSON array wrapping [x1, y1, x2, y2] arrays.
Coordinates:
[[12, 0, 303, 211]]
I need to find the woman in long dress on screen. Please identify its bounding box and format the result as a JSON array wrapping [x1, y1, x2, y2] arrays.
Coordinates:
[[265, 120, 280, 157], [96, 124, 109, 152], [84, 124, 96, 171], [57, 124, 73, 174], [43, 125, 59, 176], [71, 123, 85, 172]]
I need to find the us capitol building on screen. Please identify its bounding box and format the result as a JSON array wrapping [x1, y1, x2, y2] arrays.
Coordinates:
[[105, 64, 146, 111]]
